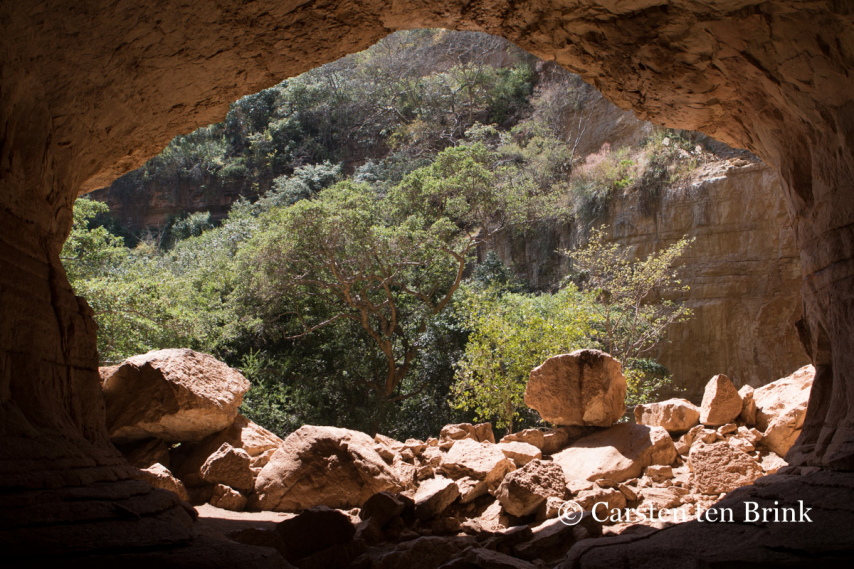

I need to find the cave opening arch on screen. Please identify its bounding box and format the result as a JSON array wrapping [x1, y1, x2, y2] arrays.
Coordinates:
[[2, 1, 853, 564]]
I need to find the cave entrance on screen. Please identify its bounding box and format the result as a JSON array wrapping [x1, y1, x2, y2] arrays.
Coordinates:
[[69, 29, 806, 442], [3, 2, 854, 564]]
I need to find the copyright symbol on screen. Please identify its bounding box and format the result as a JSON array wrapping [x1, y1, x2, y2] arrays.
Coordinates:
[[558, 500, 584, 526]]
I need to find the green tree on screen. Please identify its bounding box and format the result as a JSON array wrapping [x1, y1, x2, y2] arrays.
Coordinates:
[[239, 143, 531, 431], [61, 198, 127, 282], [450, 283, 596, 433], [566, 226, 695, 403]]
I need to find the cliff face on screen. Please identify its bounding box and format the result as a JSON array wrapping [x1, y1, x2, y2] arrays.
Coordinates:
[[620, 160, 806, 399], [488, 157, 807, 400], [89, 172, 264, 231]]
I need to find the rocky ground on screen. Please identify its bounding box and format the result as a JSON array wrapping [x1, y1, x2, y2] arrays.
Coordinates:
[[101, 348, 813, 568]]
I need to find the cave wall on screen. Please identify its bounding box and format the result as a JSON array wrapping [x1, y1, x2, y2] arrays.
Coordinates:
[[1, 0, 853, 556]]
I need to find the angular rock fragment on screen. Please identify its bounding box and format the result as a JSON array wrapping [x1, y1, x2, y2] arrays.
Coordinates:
[[210, 483, 247, 511], [699, 374, 742, 426], [738, 384, 757, 425], [441, 438, 515, 493], [498, 441, 542, 466], [136, 462, 190, 502], [753, 364, 814, 456], [634, 398, 700, 433], [552, 423, 676, 483], [500, 428, 546, 450], [200, 442, 254, 493], [414, 476, 460, 520], [494, 459, 566, 517]]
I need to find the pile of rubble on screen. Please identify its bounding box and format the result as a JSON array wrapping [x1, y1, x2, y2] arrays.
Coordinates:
[[101, 348, 814, 568]]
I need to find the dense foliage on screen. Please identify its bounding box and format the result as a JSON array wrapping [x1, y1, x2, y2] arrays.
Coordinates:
[[67, 30, 704, 439]]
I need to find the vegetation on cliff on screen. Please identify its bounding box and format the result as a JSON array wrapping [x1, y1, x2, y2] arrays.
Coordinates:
[[67, 30, 707, 438]]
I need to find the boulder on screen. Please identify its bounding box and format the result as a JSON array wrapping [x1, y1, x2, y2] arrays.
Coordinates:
[[474, 422, 496, 444], [688, 441, 764, 494], [525, 350, 626, 426], [644, 465, 673, 483], [634, 398, 700, 434], [439, 423, 495, 446], [210, 483, 247, 511], [455, 476, 489, 504], [553, 423, 677, 483], [566, 479, 595, 496], [675, 424, 705, 455], [497, 441, 542, 466], [135, 463, 190, 502], [500, 429, 545, 450], [254, 425, 403, 511], [441, 438, 515, 493], [220, 414, 284, 457], [753, 365, 814, 456], [200, 442, 254, 493], [174, 414, 283, 486], [392, 455, 418, 491], [274, 506, 355, 562], [699, 374, 742, 426], [574, 487, 627, 513], [536, 496, 566, 521], [541, 427, 583, 454], [494, 459, 566, 517], [738, 385, 757, 425], [414, 476, 460, 520], [360, 491, 409, 526], [100, 348, 250, 443], [759, 451, 788, 474]]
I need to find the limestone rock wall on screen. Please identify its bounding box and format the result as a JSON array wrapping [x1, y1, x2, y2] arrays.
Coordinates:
[[488, 158, 808, 400]]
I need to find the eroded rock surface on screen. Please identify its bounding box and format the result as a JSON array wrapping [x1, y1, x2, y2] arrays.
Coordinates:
[[553, 423, 677, 483], [688, 441, 764, 494], [634, 398, 700, 434], [494, 459, 566, 517], [101, 349, 250, 443], [525, 350, 626, 426], [254, 425, 402, 511]]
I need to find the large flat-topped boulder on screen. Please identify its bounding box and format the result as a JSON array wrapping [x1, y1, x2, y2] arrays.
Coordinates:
[[253, 425, 403, 511], [100, 349, 250, 443], [552, 423, 677, 483], [525, 350, 626, 427]]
